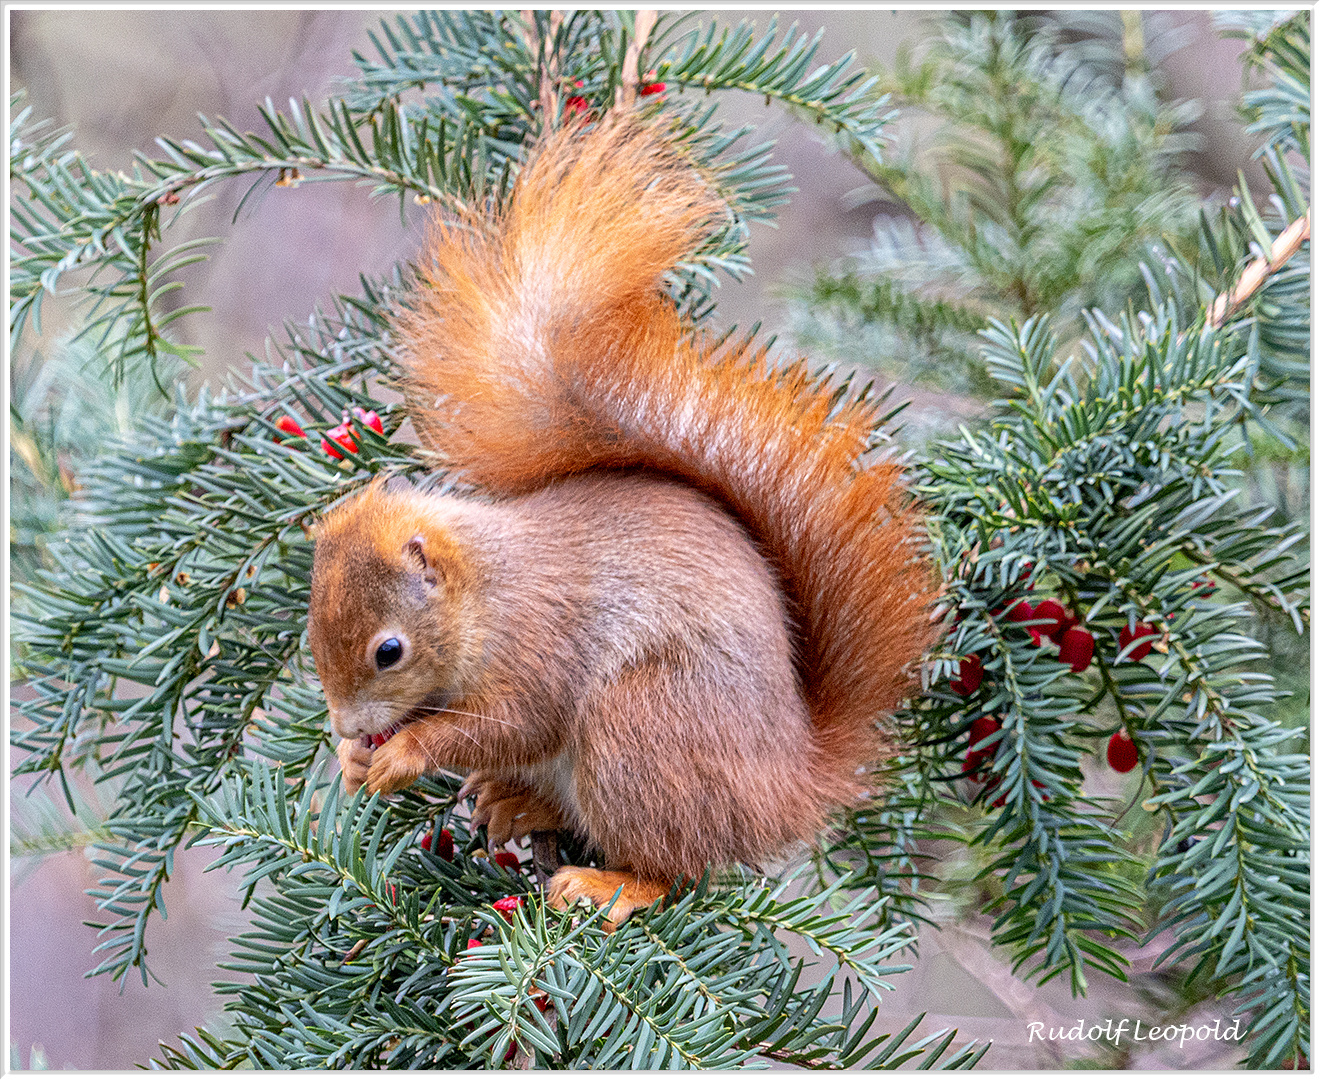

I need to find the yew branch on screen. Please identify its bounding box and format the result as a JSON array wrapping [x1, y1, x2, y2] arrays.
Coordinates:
[[1208, 208, 1310, 327]]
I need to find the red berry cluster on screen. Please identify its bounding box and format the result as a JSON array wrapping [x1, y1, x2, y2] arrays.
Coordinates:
[[949, 568, 1165, 778], [564, 79, 589, 118], [561, 75, 664, 123], [324, 406, 384, 459], [954, 598, 1164, 694], [963, 715, 1049, 803], [949, 594, 1095, 701], [419, 821, 527, 881], [272, 405, 384, 461], [1012, 597, 1094, 671]]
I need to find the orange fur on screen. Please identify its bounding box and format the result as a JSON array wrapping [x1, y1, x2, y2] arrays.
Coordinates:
[[396, 117, 935, 802], [309, 117, 936, 917]]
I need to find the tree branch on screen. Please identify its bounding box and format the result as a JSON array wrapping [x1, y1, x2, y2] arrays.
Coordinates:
[[1209, 208, 1310, 327]]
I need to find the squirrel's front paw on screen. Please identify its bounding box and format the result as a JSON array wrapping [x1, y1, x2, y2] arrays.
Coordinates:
[[461, 771, 565, 848], [337, 737, 372, 795], [366, 726, 429, 794], [546, 867, 669, 932]]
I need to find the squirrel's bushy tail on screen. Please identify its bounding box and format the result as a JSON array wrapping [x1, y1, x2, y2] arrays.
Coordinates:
[[397, 117, 936, 803]]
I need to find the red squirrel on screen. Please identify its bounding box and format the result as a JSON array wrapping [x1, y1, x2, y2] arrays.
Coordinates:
[[307, 117, 936, 926]]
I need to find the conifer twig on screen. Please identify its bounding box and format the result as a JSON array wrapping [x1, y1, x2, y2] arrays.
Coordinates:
[[616, 10, 657, 108], [1208, 208, 1310, 326], [522, 10, 563, 120]]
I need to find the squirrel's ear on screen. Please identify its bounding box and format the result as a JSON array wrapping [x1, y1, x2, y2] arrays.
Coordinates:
[[402, 535, 439, 587]]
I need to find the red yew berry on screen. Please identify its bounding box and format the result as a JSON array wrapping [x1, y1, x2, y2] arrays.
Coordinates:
[[1192, 578, 1217, 598], [421, 827, 455, 861], [950, 654, 983, 696], [1058, 626, 1095, 672], [640, 81, 666, 96], [965, 715, 1000, 777], [274, 415, 305, 439], [968, 715, 999, 754], [322, 422, 358, 459], [564, 80, 588, 117], [493, 895, 524, 920], [1005, 599, 1036, 623], [1107, 731, 1139, 773], [467, 937, 483, 950], [351, 406, 384, 435], [1032, 598, 1068, 641], [493, 852, 521, 873], [1004, 598, 1045, 644], [1117, 623, 1156, 662]]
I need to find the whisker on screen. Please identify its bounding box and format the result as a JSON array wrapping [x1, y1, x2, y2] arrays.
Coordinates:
[[433, 706, 515, 728], [446, 724, 486, 750], [369, 699, 513, 728]]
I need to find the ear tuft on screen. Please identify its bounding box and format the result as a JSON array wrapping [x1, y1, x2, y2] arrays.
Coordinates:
[[403, 534, 438, 587], [403, 534, 427, 567]]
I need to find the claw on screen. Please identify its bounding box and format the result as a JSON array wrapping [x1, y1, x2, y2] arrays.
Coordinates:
[[459, 771, 566, 848]]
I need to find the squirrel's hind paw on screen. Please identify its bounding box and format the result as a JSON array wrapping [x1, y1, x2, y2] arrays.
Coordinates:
[[546, 867, 669, 931]]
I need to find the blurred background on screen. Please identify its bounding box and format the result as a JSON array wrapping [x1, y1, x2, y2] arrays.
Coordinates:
[[9, 8, 1282, 1070]]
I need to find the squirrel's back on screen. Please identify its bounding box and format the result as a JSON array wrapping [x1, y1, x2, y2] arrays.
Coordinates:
[[395, 116, 936, 812]]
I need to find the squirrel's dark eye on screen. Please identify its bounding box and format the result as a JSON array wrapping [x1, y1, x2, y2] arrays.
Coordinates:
[[375, 638, 404, 669]]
